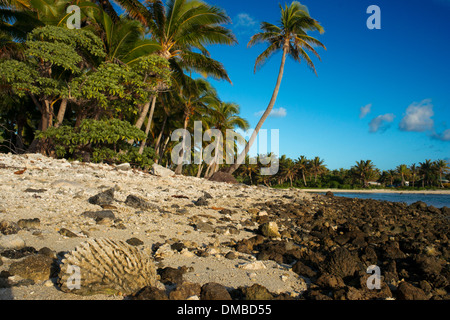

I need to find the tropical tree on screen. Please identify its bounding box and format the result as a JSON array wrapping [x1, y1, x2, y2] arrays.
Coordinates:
[[352, 160, 377, 188], [419, 159, 434, 187], [409, 163, 418, 187], [173, 78, 218, 174], [310, 156, 326, 183], [435, 159, 450, 188], [396, 164, 409, 187], [279, 156, 298, 187], [226, 1, 325, 175], [295, 155, 309, 186], [203, 101, 249, 177]]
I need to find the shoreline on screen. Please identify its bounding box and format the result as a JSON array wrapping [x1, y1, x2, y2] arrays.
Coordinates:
[[300, 188, 450, 195]]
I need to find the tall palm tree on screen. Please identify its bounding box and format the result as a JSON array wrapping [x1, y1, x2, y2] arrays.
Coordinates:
[[121, 0, 236, 81], [419, 159, 434, 187], [174, 78, 218, 174], [396, 164, 409, 187], [409, 163, 418, 188], [226, 1, 325, 175], [295, 155, 309, 186], [353, 160, 377, 188], [203, 101, 249, 177], [310, 156, 326, 183], [279, 157, 298, 187], [435, 159, 450, 188]]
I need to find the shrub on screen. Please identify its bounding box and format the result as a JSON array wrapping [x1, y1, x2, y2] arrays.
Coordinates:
[[37, 119, 155, 168]]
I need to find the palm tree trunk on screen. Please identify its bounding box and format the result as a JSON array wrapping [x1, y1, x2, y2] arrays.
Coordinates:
[[175, 114, 189, 174], [226, 44, 288, 175], [138, 96, 157, 155]]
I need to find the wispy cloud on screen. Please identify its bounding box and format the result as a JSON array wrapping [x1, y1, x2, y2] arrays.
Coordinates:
[[233, 13, 259, 35], [369, 113, 395, 133], [399, 99, 434, 132], [359, 103, 372, 119], [255, 107, 287, 118], [432, 129, 450, 141]]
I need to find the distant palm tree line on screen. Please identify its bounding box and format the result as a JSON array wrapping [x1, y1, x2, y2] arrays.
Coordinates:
[[214, 156, 450, 189]]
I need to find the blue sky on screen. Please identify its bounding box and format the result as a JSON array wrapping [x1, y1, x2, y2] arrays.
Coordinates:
[[196, 0, 450, 170]]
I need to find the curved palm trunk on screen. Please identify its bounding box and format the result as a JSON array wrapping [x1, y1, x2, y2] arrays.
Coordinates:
[[227, 44, 288, 175]]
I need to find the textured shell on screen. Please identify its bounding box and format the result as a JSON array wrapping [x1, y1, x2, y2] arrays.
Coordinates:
[[58, 238, 157, 296]]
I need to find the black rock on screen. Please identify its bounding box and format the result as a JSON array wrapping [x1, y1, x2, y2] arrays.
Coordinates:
[[158, 267, 185, 285], [124, 194, 155, 210], [200, 282, 232, 300], [131, 286, 169, 300], [194, 197, 209, 206], [81, 210, 115, 220], [1, 246, 38, 259], [88, 188, 115, 206], [126, 237, 144, 246]]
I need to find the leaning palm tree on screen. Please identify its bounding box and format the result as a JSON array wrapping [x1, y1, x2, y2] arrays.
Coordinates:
[[226, 1, 325, 175]]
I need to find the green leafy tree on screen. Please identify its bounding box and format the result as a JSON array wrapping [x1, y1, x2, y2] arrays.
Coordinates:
[[0, 25, 105, 135]]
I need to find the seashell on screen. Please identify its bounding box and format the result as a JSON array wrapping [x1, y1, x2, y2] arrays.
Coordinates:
[[58, 238, 157, 296]]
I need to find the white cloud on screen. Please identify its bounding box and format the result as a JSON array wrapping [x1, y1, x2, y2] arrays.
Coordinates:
[[234, 13, 257, 28], [254, 107, 287, 118], [399, 99, 434, 132], [369, 113, 395, 133], [432, 129, 450, 141], [359, 104, 372, 119]]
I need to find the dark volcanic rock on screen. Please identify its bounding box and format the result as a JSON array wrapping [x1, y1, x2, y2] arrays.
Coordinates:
[[0, 220, 20, 235], [124, 194, 154, 210], [200, 282, 232, 300], [208, 171, 238, 184], [169, 282, 201, 300], [81, 210, 115, 220], [131, 286, 169, 300], [241, 283, 273, 300], [158, 267, 185, 285], [397, 281, 429, 300], [323, 247, 360, 279], [88, 188, 115, 206]]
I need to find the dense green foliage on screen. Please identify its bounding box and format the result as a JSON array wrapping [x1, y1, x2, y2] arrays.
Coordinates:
[[36, 118, 155, 167]]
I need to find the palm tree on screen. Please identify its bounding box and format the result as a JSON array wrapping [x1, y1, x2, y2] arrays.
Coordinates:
[[396, 164, 409, 187], [226, 1, 325, 175], [409, 163, 418, 188], [353, 160, 377, 188], [310, 156, 326, 183], [203, 101, 249, 177], [419, 159, 434, 187], [173, 78, 218, 174], [295, 155, 309, 186], [279, 157, 298, 187], [434, 159, 450, 188]]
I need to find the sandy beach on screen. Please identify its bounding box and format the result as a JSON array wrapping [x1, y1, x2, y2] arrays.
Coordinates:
[[0, 153, 448, 300]]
